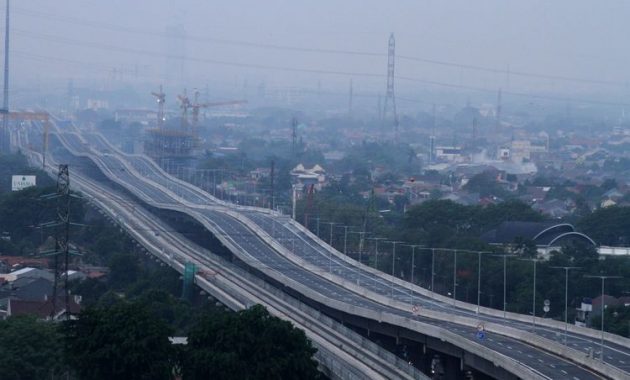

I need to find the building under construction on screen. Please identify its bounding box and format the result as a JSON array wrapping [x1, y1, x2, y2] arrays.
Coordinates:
[[143, 86, 246, 160], [143, 127, 197, 160], [143, 86, 196, 160]]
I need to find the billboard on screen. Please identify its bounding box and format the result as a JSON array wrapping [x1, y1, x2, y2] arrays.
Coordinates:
[[11, 175, 36, 191]]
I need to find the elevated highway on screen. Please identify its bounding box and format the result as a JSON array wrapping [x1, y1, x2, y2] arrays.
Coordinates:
[[27, 121, 630, 379], [18, 132, 425, 380]]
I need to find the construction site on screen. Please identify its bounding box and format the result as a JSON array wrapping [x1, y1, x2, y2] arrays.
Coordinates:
[[143, 85, 246, 162]]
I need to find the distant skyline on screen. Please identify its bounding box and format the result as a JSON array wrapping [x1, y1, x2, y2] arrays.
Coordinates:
[[6, 1, 630, 108]]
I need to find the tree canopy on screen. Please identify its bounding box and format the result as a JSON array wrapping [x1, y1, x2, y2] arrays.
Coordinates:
[[183, 305, 320, 380], [0, 316, 65, 380], [63, 302, 174, 380]]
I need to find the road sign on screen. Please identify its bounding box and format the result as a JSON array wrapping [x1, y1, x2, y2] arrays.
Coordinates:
[[11, 175, 36, 191], [544, 299, 550, 306], [411, 305, 420, 315], [476, 331, 485, 340], [476, 323, 485, 332], [543, 305, 550, 313]]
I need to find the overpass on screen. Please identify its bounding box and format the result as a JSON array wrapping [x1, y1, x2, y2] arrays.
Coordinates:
[[16, 126, 426, 380], [18, 119, 630, 379]]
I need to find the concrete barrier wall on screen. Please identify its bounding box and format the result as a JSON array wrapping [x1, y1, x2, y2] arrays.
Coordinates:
[[222, 209, 625, 380], [192, 211, 547, 380], [68, 166, 401, 380], [284, 216, 630, 350], [54, 133, 622, 380]]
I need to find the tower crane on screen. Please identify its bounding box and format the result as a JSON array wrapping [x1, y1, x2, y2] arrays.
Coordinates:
[[177, 89, 191, 133], [150, 85, 166, 129], [189, 90, 246, 137]]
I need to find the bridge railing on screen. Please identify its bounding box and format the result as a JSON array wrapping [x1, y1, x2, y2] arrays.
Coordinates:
[[49, 130, 622, 380]]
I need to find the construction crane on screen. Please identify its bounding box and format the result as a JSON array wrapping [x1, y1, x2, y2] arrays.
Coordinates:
[[177, 89, 191, 133], [150, 85, 166, 129], [189, 90, 247, 137]]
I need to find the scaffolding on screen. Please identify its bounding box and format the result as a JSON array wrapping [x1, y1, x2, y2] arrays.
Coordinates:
[[143, 128, 196, 159]]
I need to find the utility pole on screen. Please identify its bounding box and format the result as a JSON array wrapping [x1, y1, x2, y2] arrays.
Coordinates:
[[496, 88, 502, 134], [291, 117, 298, 157], [348, 79, 353, 118], [429, 104, 436, 165]]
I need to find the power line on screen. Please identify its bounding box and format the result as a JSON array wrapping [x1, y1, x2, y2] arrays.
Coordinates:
[[12, 7, 382, 58], [11, 29, 630, 107], [13, 6, 628, 89], [397, 55, 624, 87]]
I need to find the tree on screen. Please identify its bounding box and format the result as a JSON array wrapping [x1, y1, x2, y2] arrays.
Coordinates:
[[0, 316, 65, 380], [108, 252, 140, 289], [578, 206, 630, 246], [63, 302, 174, 380], [463, 170, 510, 198], [183, 305, 320, 380]]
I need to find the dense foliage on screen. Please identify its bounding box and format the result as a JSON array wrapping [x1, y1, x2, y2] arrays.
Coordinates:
[[63, 303, 175, 380], [0, 316, 65, 379], [183, 305, 320, 380]]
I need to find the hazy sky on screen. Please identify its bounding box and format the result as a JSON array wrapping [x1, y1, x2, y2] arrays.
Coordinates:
[[8, 0, 630, 105]]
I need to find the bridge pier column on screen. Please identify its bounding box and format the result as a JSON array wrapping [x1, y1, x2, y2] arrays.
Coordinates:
[[442, 355, 462, 380]]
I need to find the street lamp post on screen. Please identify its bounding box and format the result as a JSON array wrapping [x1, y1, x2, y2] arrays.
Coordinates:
[[349, 231, 369, 265], [367, 237, 386, 270], [519, 258, 539, 330], [551, 266, 581, 345], [307, 217, 321, 238], [402, 244, 423, 306], [402, 244, 423, 285], [322, 222, 337, 246], [584, 275, 622, 362], [453, 249, 458, 305], [477, 251, 482, 314], [384, 241, 404, 298], [431, 248, 436, 296], [338, 225, 355, 256]]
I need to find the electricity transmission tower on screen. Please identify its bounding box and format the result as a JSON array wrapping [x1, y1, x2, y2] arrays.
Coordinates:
[[382, 33, 399, 134]]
